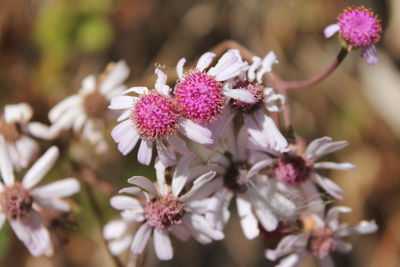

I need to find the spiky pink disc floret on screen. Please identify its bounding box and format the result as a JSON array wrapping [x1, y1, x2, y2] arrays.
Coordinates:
[[337, 6, 382, 47], [132, 92, 181, 141], [274, 153, 311, 186], [231, 81, 264, 113], [144, 194, 185, 229], [174, 70, 225, 125]]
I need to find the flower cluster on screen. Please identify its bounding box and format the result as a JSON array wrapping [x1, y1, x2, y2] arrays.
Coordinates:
[[0, 4, 382, 265]]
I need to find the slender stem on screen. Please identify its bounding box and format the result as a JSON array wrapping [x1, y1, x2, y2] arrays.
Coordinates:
[[279, 48, 348, 90]]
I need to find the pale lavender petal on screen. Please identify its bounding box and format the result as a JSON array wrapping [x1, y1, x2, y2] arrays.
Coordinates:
[[208, 49, 247, 81], [323, 23, 340, 38], [153, 229, 173, 260], [206, 106, 235, 149], [154, 158, 168, 196], [256, 51, 278, 82], [172, 152, 196, 196], [121, 209, 145, 222], [253, 196, 278, 231], [305, 137, 332, 158], [131, 223, 152, 255], [182, 217, 212, 244], [337, 220, 378, 237], [156, 141, 177, 167], [103, 219, 128, 240], [248, 56, 262, 81], [108, 95, 134, 110], [361, 45, 378, 66], [168, 136, 190, 154], [100, 60, 130, 93], [196, 52, 216, 71], [247, 158, 275, 178], [180, 171, 216, 202], [309, 139, 348, 161], [186, 214, 224, 240], [110, 195, 143, 210], [127, 176, 158, 196], [137, 140, 153, 165], [178, 118, 212, 144], [237, 195, 259, 239], [314, 174, 343, 200], [34, 197, 71, 212], [0, 137, 15, 186], [22, 146, 59, 189], [154, 68, 170, 96], [325, 206, 352, 230], [176, 58, 186, 80], [223, 87, 255, 103], [171, 224, 191, 242], [9, 211, 52, 257], [314, 162, 356, 170], [31, 178, 80, 198]]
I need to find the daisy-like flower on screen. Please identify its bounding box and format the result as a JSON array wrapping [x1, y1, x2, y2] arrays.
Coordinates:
[[265, 206, 378, 267], [207, 51, 285, 148], [324, 5, 382, 65], [49, 60, 130, 153], [174, 49, 253, 126], [109, 68, 213, 167], [248, 120, 355, 200], [109, 155, 224, 260], [0, 103, 53, 171], [0, 137, 80, 256], [205, 125, 297, 240]]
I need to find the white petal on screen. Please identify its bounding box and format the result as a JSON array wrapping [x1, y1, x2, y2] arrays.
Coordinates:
[[314, 162, 356, 170], [9, 211, 52, 257], [337, 220, 378, 237], [196, 52, 216, 71], [121, 87, 149, 95], [180, 171, 216, 202], [324, 23, 340, 38], [156, 141, 176, 167], [48, 95, 80, 122], [100, 60, 130, 93], [361, 45, 378, 66], [117, 126, 140, 156], [109, 235, 132, 255], [237, 195, 260, 239], [80, 75, 96, 95], [325, 206, 352, 230], [117, 109, 130, 122], [308, 139, 348, 161], [0, 137, 15, 186], [153, 229, 173, 260], [4, 103, 33, 123], [121, 209, 145, 222], [127, 176, 158, 196], [248, 56, 262, 81], [110, 195, 143, 210], [154, 68, 170, 95], [208, 49, 247, 81], [31, 178, 79, 198], [178, 118, 212, 145], [206, 106, 235, 150], [22, 146, 59, 189], [314, 174, 343, 200], [336, 240, 353, 252], [108, 95, 134, 110], [253, 197, 278, 231], [176, 58, 186, 80], [172, 152, 196, 196], [131, 223, 152, 255], [34, 197, 71, 212], [103, 220, 128, 240], [186, 214, 224, 240], [154, 158, 168, 196], [256, 51, 278, 83], [223, 87, 255, 103], [305, 137, 332, 157], [111, 119, 133, 141], [247, 158, 274, 178], [168, 136, 190, 154], [27, 122, 55, 140], [170, 225, 191, 242], [137, 140, 153, 165]]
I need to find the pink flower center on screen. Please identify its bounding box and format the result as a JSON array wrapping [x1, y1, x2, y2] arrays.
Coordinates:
[[132, 92, 181, 141], [0, 118, 21, 143], [337, 6, 382, 47], [274, 153, 311, 186], [0, 182, 33, 219], [231, 81, 264, 113], [83, 91, 109, 119], [145, 194, 185, 229], [307, 227, 337, 259], [224, 162, 249, 193], [174, 70, 225, 125]]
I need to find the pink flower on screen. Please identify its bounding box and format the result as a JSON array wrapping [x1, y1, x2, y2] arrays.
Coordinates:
[[0, 103, 53, 171], [324, 6, 382, 65], [174, 49, 253, 125], [265, 206, 378, 267], [0, 137, 80, 256], [109, 68, 212, 167], [109, 155, 223, 260]]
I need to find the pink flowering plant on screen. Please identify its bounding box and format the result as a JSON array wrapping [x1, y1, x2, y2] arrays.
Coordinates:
[[0, 4, 384, 267]]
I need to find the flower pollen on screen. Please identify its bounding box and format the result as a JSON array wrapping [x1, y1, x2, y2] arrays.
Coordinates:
[[0, 182, 33, 219], [274, 153, 311, 186], [337, 6, 382, 47], [231, 81, 264, 113], [174, 70, 224, 125], [145, 194, 185, 229], [83, 91, 109, 119], [307, 227, 337, 259], [132, 92, 181, 141]]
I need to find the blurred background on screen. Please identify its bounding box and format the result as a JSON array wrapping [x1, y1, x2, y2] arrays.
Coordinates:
[[0, 0, 399, 266]]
